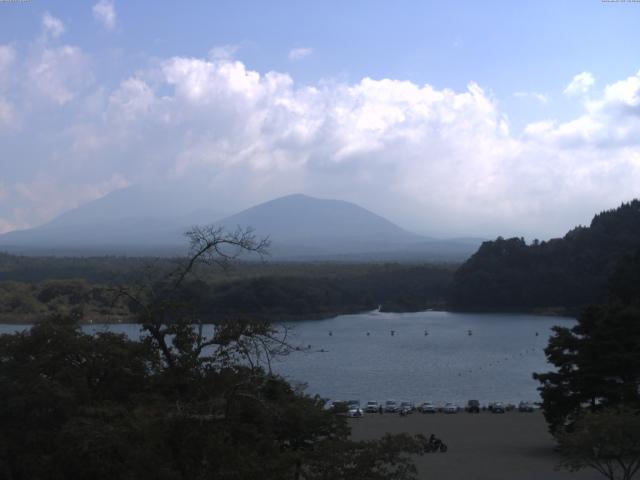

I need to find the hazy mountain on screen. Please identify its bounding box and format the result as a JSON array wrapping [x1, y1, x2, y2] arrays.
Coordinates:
[[0, 190, 480, 260], [0, 186, 223, 255], [216, 194, 480, 260], [218, 194, 418, 242]]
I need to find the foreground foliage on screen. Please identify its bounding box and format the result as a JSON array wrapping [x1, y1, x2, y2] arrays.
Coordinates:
[[557, 407, 640, 480], [535, 249, 640, 479], [0, 227, 425, 480], [534, 249, 640, 434]]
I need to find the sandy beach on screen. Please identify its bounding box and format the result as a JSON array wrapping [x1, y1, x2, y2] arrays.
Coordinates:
[[349, 411, 602, 480]]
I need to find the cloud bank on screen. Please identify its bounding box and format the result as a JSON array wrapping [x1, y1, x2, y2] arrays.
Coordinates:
[[2, 19, 640, 239]]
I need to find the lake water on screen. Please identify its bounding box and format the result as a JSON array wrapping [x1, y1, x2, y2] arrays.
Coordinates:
[[0, 310, 573, 406]]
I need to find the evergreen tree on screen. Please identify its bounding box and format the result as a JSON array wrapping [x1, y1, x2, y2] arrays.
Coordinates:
[[534, 249, 640, 434]]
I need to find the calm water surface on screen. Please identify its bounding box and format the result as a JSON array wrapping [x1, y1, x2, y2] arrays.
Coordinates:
[[0, 311, 574, 406]]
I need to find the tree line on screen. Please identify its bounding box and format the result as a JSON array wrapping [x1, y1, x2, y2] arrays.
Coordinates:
[[0, 260, 454, 324], [450, 200, 640, 313]]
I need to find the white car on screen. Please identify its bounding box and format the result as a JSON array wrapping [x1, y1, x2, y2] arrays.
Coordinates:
[[365, 401, 380, 413], [419, 402, 437, 413], [443, 402, 459, 414], [347, 407, 363, 418]]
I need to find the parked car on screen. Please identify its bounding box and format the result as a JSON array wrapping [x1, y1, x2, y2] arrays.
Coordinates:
[[365, 401, 380, 413], [347, 400, 360, 410], [399, 401, 415, 413], [384, 400, 398, 413], [347, 406, 363, 418], [518, 401, 534, 412], [489, 402, 506, 413], [444, 403, 459, 414], [419, 402, 437, 413], [466, 399, 480, 413]]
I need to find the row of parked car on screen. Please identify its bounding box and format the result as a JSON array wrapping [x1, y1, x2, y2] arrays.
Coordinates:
[[331, 399, 536, 417]]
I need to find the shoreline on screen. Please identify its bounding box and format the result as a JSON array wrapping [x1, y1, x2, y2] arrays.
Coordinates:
[[0, 307, 577, 325]]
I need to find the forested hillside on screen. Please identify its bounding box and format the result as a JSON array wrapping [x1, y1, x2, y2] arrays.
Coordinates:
[[450, 200, 640, 312], [0, 258, 454, 323]]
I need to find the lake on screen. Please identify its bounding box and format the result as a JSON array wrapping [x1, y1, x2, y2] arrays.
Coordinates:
[[0, 310, 573, 406]]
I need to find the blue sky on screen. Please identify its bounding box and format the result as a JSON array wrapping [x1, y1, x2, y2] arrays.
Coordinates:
[[1, 1, 640, 237], [5, 1, 638, 123]]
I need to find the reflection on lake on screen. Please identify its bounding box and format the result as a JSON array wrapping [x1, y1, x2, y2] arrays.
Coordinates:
[[0, 310, 573, 405]]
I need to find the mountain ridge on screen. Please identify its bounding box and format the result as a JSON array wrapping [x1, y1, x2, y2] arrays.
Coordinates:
[[0, 189, 480, 260]]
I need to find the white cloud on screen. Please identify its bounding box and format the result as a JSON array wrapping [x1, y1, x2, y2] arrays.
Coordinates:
[[76, 59, 640, 236], [602, 70, 640, 108], [526, 70, 640, 149], [92, 0, 116, 31], [4, 36, 640, 238], [42, 13, 65, 38], [564, 72, 595, 96], [27, 45, 91, 105], [288, 47, 313, 61], [85, 58, 523, 232], [514, 91, 549, 104]]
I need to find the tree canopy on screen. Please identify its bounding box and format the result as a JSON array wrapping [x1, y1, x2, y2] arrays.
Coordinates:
[[0, 227, 426, 480], [556, 406, 640, 480], [450, 200, 640, 312], [533, 248, 640, 434]]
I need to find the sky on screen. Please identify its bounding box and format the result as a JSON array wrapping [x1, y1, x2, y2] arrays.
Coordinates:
[[1, 0, 640, 238]]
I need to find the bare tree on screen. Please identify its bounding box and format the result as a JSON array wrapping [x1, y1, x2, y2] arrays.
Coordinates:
[[112, 225, 287, 372]]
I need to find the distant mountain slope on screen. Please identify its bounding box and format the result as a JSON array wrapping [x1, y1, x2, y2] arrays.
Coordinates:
[[216, 194, 480, 261], [0, 186, 222, 253], [217, 194, 420, 246], [0, 189, 480, 260], [450, 200, 640, 312]]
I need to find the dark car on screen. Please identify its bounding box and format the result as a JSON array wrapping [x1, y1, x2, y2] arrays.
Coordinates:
[[466, 399, 480, 413], [384, 400, 398, 413], [489, 402, 506, 413], [399, 401, 415, 413], [518, 401, 534, 412]]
